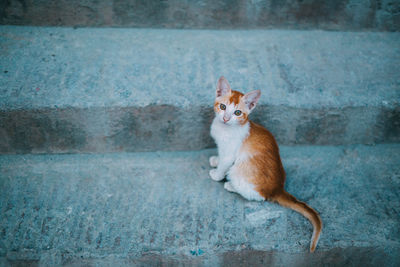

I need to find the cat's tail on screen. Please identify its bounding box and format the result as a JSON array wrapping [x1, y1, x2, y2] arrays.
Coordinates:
[[273, 190, 322, 252]]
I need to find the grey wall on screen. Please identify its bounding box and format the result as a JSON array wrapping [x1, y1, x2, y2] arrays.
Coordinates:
[[1, 0, 399, 31]]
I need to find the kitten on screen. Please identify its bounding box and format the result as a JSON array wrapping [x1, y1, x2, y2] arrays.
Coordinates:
[[209, 76, 322, 252]]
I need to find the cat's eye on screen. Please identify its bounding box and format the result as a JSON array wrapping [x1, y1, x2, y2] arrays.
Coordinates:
[[234, 110, 242, 116], [220, 104, 226, 110]]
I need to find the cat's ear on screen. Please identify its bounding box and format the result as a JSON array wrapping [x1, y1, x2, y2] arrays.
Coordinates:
[[216, 76, 231, 97], [243, 90, 261, 111]]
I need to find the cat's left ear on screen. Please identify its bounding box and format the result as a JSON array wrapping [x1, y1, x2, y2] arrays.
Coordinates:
[[243, 90, 261, 112], [216, 76, 232, 97]]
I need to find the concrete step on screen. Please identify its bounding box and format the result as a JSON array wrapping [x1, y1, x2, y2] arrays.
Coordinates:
[[1, 0, 399, 31], [1, 144, 399, 266], [1, 26, 399, 154]]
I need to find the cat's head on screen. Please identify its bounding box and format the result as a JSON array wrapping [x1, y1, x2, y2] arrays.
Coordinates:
[[213, 76, 261, 126]]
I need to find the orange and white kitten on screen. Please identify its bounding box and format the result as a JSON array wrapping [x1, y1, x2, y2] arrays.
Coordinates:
[[209, 76, 322, 252]]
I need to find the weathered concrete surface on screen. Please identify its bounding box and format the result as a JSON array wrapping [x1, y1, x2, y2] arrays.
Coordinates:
[[0, 144, 399, 266], [1, 0, 400, 31], [1, 26, 399, 153]]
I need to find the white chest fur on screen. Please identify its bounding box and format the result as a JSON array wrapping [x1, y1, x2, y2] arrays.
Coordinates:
[[210, 118, 264, 201], [210, 117, 250, 160]]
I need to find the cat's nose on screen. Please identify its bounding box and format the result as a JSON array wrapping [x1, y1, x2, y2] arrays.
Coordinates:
[[223, 117, 230, 123]]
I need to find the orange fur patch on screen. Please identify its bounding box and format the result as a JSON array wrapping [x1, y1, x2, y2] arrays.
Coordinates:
[[240, 122, 285, 198], [239, 121, 322, 252], [229, 90, 244, 105]]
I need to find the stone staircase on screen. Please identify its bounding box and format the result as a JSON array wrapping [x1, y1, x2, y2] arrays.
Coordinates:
[[1, 1, 400, 266], [1, 27, 399, 154], [1, 145, 399, 266]]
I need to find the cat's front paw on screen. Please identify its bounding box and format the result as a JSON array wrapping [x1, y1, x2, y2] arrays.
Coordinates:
[[209, 169, 224, 181], [209, 156, 219, 168]]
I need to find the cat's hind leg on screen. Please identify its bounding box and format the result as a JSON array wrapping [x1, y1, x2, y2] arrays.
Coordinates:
[[228, 166, 265, 201], [209, 156, 219, 167], [224, 181, 236, 192]]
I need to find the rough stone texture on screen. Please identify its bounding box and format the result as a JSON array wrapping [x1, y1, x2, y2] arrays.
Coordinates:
[[1, 0, 400, 31], [0, 144, 399, 266], [1, 26, 400, 153]]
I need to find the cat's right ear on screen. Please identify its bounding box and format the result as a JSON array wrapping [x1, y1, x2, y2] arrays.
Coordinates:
[[243, 90, 261, 112], [216, 76, 231, 97]]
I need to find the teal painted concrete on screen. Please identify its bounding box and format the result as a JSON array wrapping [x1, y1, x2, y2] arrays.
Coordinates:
[[1, 26, 399, 153], [1, 144, 399, 265]]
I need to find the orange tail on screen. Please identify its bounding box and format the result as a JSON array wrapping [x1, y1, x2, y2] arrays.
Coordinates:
[[273, 191, 322, 252]]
